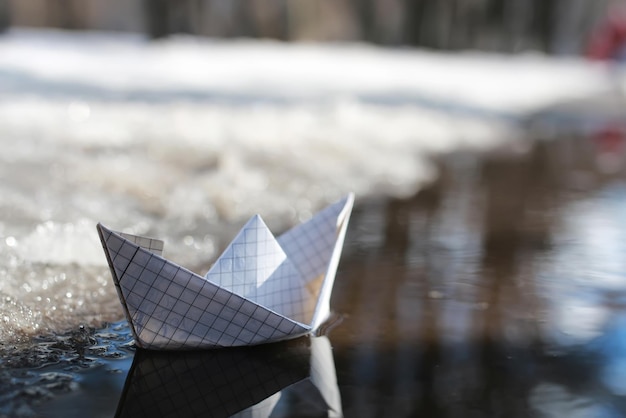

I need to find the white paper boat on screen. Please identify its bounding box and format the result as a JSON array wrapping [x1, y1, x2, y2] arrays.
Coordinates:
[[97, 194, 354, 350]]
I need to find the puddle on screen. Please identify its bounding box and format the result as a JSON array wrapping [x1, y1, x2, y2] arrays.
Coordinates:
[[4, 132, 626, 417], [332, 134, 626, 417]]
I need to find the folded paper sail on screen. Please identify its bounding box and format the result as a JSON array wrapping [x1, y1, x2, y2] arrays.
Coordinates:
[[97, 193, 354, 350], [115, 336, 342, 418]]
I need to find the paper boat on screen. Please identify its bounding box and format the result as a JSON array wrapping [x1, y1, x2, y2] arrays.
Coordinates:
[[115, 335, 342, 418], [97, 194, 354, 350]]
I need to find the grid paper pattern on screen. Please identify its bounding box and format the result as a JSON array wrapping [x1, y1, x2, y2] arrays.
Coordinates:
[[98, 224, 309, 350], [115, 339, 311, 418], [205, 215, 315, 325], [97, 193, 353, 349], [115, 336, 341, 418], [278, 194, 354, 329], [118, 232, 164, 256], [277, 195, 350, 285]]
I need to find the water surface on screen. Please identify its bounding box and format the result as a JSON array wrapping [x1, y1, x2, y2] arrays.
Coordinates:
[[4, 133, 626, 417]]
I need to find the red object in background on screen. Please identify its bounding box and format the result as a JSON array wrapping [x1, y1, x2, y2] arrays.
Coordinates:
[[586, 13, 626, 61], [594, 123, 626, 154]]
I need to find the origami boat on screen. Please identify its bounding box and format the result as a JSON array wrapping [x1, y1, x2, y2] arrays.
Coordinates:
[[97, 194, 353, 350]]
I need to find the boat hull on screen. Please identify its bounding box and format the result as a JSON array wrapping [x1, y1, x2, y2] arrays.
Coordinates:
[[97, 224, 310, 350]]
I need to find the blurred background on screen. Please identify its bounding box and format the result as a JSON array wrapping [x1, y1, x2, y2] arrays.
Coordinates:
[[3, 1, 626, 417], [0, 0, 611, 53]]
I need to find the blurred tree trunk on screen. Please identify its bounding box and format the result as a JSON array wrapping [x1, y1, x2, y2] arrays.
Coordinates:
[[534, 0, 556, 53], [47, 0, 85, 30], [276, 0, 290, 40], [502, 0, 531, 52], [170, 0, 194, 34], [485, 0, 506, 50], [0, 0, 9, 33], [435, 0, 454, 49], [143, 0, 203, 38], [144, 0, 170, 38], [191, 0, 206, 36], [285, 0, 319, 40], [403, 0, 429, 46], [234, 0, 258, 37], [454, 0, 485, 50], [355, 0, 376, 43], [404, 0, 459, 49], [250, 0, 289, 41]]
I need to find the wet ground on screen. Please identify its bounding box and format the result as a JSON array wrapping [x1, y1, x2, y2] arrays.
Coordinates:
[[3, 132, 626, 417]]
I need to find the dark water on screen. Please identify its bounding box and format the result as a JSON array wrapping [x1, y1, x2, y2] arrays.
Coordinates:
[[0, 322, 135, 417], [332, 134, 626, 417], [4, 133, 626, 417]]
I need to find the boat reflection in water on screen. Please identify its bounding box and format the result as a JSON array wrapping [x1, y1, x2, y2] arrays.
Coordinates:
[[115, 335, 342, 418]]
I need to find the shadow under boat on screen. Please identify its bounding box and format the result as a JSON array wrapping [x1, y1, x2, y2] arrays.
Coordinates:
[[115, 335, 342, 418]]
